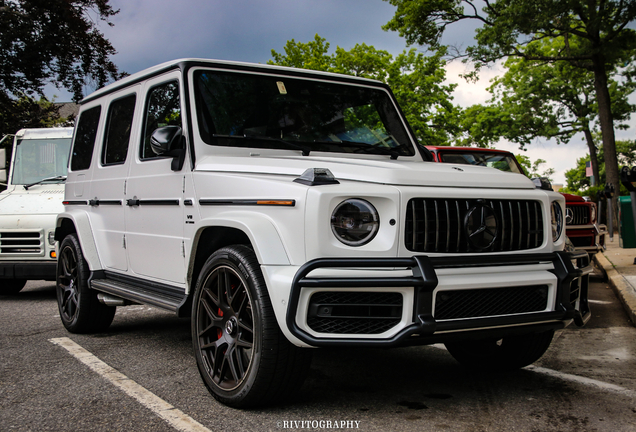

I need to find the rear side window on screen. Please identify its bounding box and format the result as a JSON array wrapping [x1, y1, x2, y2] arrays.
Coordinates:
[[141, 81, 181, 160], [102, 94, 136, 165], [71, 106, 102, 171]]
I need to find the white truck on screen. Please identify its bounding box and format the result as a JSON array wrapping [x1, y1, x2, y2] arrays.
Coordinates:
[[55, 59, 591, 408], [0, 127, 73, 294]]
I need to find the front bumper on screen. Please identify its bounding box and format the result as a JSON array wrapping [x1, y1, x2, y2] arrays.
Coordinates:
[[286, 250, 592, 347], [567, 224, 607, 254], [0, 261, 57, 280]]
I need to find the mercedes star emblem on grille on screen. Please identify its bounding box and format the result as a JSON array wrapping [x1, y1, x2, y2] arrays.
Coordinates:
[[464, 201, 498, 250], [565, 207, 574, 225]]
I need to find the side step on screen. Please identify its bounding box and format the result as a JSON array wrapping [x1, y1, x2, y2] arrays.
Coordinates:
[[90, 278, 187, 313]]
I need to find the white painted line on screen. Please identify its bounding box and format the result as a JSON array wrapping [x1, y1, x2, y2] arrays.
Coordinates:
[[50, 337, 211, 432], [429, 343, 636, 398], [588, 299, 613, 305], [526, 366, 636, 398]]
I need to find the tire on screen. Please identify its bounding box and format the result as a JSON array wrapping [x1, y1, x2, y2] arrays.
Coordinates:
[[56, 234, 116, 333], [192, 245, 311, 408], [0, 279, 27, 295], [444, 330, 555, 371]]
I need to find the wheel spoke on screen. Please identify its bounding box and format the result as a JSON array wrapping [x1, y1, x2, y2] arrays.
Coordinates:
[[226, 344, 242, 383], [236, 337, 253, 350], [232, 286, 247, 315], [237, 319, 253, 335], [215, 345, 229, 383], [62, 290, 78, 319]]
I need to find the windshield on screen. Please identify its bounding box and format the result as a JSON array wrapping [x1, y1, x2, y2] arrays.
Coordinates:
[[438, 151, 524, 175], [193, 70, 415, 157], [11, 137, 72, 185]]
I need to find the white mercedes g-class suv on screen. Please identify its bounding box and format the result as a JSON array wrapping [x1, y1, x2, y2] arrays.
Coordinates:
[[55, 59, 591, 408]]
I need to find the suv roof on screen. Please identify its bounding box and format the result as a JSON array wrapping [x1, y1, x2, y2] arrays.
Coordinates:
[[84, 58, 386, 104]]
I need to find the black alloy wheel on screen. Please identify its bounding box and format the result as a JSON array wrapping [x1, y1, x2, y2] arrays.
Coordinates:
[[196, 262, 255, 392], [56, 234, 115, 333], [192, 245, 311, 408]]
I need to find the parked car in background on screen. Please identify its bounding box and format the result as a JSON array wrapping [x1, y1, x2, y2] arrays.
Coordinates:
[[426, 146, 607, 254], [0, 128, 74, 294]]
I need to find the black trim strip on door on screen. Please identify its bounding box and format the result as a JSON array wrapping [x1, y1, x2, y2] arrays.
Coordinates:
[[126, 199, 181, 206]]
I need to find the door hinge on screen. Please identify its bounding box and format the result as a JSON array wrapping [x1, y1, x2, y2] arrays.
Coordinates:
[[183, 176, 186, 193], [181, 240, 186, 257], [123, 180, 127, 195], [122, 235, 127, 249]]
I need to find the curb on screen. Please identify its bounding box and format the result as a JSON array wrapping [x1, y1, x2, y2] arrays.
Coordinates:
[[594, 252, 636, 327]]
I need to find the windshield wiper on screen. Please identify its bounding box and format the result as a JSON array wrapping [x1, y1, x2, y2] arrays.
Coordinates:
[[313, 139, 406, 160], [212, 134, 311, 156], [24, 175, 67, 190]]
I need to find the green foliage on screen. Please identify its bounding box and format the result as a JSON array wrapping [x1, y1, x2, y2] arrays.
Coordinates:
[[458, 36, 635, 153], [514, 154, 555, 181], [0, 0, 125, 136], [0, 94, 73, 137], [383, 0, 636, 207], [563, 140, 636, 194], [269, 34, 462, 146]]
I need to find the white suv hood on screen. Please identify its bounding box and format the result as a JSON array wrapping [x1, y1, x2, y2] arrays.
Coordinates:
[[0, 187, 65, 216], [195, 155, 536, 189]]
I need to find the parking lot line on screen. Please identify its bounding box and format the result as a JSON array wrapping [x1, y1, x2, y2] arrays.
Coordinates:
[[430, 344, 635, 398], [526, 365, 636, 398], [50, 337, 212, 432]]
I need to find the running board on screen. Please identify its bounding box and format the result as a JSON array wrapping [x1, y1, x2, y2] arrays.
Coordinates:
[[90, 278, 187, 313]]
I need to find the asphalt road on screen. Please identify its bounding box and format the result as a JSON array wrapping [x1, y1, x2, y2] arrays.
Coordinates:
[[1, 267, 635, 432]]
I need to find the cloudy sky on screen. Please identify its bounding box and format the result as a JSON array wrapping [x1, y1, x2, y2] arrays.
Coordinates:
[[53, 0, 635, 186]]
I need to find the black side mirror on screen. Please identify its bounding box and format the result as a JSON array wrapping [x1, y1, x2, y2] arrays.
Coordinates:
[[531, 177, 552, 191], [150, 126, 185, 171]]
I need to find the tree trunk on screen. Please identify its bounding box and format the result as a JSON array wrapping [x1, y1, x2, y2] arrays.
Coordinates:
[[592, 58, 619, 230], [582, 126, 600, 184]]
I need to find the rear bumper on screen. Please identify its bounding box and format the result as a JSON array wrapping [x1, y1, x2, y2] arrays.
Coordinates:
[[286, 251, 592, 347], [0, 261, 57, 280]]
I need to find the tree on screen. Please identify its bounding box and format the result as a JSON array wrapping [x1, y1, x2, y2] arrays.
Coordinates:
[[515, 154, 555, 181], [459, 36, 636, 184], [564, 139, 636, 195], [0, 94, 74, 136], [0, 0, 125, 136], [269, 34, 462, 146], [383, 0, 636, 214]]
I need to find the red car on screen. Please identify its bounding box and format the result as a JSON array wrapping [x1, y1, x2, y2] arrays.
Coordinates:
[[426, 146, 606, 254]]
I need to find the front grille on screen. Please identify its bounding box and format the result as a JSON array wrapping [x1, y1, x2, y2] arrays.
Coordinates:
[[0, 231, 43, 255], [307, 292, 403, 334], [567, 204, 590, 225], [434, 285, 549, 320], [405, 198, 544, 253]]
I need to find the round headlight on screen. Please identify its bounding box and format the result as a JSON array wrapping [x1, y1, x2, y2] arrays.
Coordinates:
[[551, 201, 564, 242], [331, 199, 379, 246]]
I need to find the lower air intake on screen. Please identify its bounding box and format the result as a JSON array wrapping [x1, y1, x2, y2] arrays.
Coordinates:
[[307, 292, 403, 334], [434, 285, 549, 320]]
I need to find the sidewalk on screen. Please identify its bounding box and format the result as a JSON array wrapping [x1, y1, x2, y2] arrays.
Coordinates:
[[593, 235, 636, 326]]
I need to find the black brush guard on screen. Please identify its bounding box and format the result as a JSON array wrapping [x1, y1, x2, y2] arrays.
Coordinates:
[[286, 250, 592, 347]]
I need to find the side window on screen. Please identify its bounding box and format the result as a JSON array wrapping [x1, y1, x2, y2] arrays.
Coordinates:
[[71, 106, 102, 171], [102, 94, 136, 165], [141, 81, 181, 160]]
